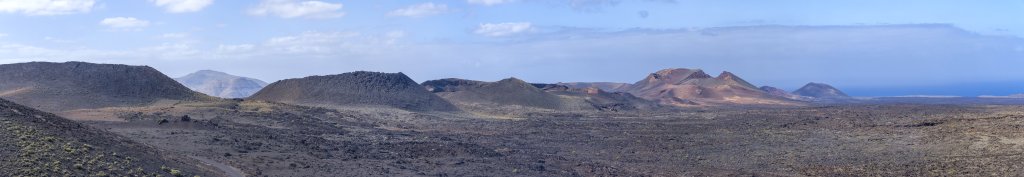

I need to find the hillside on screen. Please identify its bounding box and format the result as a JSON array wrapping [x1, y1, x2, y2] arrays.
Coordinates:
[[760, 86, 813, 101], [793, 82, 851, 99], [0, 62, 210, 112], [557, 82, 632, 92], [249, 71, 459, 112], [175, 70, 268, 98], [621, 68, 800, 106], [424, 78, 569, 110], [0, 98, 218, 176], [534, 84, 661, 112]]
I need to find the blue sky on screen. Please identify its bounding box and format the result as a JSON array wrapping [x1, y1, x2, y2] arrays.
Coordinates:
[[0, 0, 1023, 96]]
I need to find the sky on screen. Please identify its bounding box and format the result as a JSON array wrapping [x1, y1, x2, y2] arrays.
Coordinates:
[[0, 0, 1023, 96]]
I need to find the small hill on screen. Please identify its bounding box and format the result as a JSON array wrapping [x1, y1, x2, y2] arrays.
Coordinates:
[[0, 98, 218, 176], [175, 70, 269, 98], [557, 82, 632, 92], [534, 84, 661, 112], [0, 62, 209, 112], [760, 86, 813, 101], [424, 78, 567, 110], [249, 71, 459, 112], [621, 68, 799, 106], [793, 82, 850, 99]]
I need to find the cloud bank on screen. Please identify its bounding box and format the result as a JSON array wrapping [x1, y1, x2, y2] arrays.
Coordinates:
[[0, 0, 95, 15]]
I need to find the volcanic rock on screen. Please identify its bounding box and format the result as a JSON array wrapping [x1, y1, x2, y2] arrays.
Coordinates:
[[0, 98, 218, 176]]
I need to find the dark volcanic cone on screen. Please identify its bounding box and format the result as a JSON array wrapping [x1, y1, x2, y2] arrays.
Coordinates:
[[0, 61, 210, 112], [793, 82, 850, 99], [249, 71, 459, 112]]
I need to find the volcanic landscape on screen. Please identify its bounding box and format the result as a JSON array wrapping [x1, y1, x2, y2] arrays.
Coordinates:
[[2, 61, 1024, 177]]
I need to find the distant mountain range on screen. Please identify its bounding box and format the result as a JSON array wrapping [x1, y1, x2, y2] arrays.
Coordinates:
[[175, 70, 268, 98], [11, 61, 1020, 113]]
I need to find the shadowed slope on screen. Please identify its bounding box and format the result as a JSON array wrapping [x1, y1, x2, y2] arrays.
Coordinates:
[[249, 71, 459, 112]]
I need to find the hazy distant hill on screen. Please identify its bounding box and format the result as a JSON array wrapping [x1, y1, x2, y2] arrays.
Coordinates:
[[0, 62, 210, 112], [621, 68, 800, 106], [0, 98, 217, 176], [793, 82, 850, 99], [249, 71, 459, 112], [175, 70, 268, 98]]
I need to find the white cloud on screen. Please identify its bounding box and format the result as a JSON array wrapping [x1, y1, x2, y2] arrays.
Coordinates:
[[159, 33, 189, 39], [100, 17, 150, 29], [150, 0, 213, 13], [217, 44, 255, 53], [387, 2, 448, 18], [248, 0, 344, 19], [0, 33, 7, 38], [0, 0, 94, 15], [467, 0, 514, 6], [474, 22, 533, 37]]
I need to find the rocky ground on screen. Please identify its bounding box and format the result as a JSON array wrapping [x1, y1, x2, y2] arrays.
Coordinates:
[[70, 101, 1024, 176]]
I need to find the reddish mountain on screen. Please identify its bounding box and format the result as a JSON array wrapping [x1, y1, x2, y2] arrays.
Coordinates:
[[621, 68, 800, 106]]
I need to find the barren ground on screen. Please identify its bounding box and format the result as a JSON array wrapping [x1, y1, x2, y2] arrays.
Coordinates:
[[72, 101, 1024, 176]]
